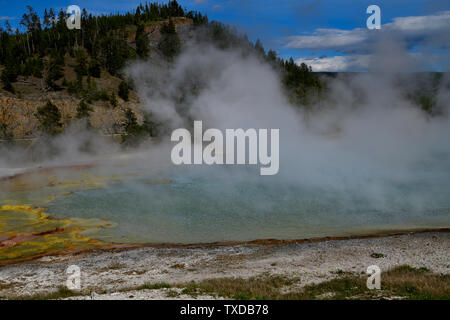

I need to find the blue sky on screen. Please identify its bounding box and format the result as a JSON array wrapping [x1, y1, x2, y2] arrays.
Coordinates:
[[1, 0, 449, 71]]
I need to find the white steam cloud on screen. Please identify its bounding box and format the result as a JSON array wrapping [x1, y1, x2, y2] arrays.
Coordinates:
[[125, 35, 450, 216], [1, 24, 449, 234]]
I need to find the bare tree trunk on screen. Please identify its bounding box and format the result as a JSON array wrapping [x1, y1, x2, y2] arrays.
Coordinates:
[[26, 33, 31, 56]]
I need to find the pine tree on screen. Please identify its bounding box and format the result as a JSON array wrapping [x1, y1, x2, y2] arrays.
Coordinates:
[[142, 111, 159, 137], [254, 39, 265, 56], [121, 108, 145, 145], [89, 59, 101, 78], [45, 52, 64, 90], [76, 99, 93, 119], [75, 49, 88, 77], [35, 100, 63, 135], [4, 20, 13, 33], [43, 9, 50, 29], [159, 19, 180, 60], [1, 69, 15, 93], [118, 81, 129, 101], [135, 24, 150, 58], [110, 92, 118, 108], [123, 108, 140, 135]]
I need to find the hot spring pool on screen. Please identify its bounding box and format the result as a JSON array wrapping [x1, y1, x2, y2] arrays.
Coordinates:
[[1, 164, 449, 245], [37, 167, 449, 243]]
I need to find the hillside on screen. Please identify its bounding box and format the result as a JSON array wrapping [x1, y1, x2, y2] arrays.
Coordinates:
[[1, 1, 441, 145], [0, 2, 324, 143], [0, 16, 196, 139]]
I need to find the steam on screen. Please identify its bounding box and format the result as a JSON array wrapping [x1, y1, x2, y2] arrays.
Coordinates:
[[125, 34, 450, 217], [1, 23, 449, 231]]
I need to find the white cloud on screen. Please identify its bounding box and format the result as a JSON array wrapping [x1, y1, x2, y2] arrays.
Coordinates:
[[297, 51, 450, 72], [285, 11, 450, 51], [390, 10, 450, 32], [288, 11, 450, 72], [296, 55, 371, 72], [286, 28, 367, 50], [0, 16, 15, 21]]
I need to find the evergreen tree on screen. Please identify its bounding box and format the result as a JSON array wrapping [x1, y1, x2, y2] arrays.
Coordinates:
[[45, 52, 64, 90], [118, 80, 129, 101], [75, 49, 88, 77], [142, 111, 159, 137], [254, 39, 265, 56], [266, 49, 277, 64], [89, 59, 101, 78], [159, 19, 180, 60], [123, 108, 140, 136], [1, 69, 15, 93], [121, 108, 146, 145], [76, 99, 93, 119], [4, 20, 13, 33], [0, 1, 326, 139], [35, 100, 63, 135], [101, 36, 134, 76], [135, 23, 150, 58], [110, 92, 118, 108]]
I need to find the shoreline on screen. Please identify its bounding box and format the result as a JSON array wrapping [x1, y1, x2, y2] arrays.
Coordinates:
[[0, 230, 448, 299], [1, 227, 449, 267]]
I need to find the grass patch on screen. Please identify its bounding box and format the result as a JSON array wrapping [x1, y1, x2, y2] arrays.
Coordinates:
[[382, 265, 449, 299], [175, 265, 449, 300], [134, 282, 172, 290], [13, 286, 83, 300], [177, 275, 299, 300], [166, 290, 180, 298], [392, 265, 430, 273], [4, 265, 448, 300], [330, 269, 354, 276], [10, 282, 174, 300]]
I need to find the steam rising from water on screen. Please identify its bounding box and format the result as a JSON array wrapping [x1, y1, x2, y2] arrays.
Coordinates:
[[1, 32, 449, 242], [125, 40, 450, 213]]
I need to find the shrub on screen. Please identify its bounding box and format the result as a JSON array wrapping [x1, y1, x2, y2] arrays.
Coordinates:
[[76, 100, 93, 119], [110, 92, 118, 108]]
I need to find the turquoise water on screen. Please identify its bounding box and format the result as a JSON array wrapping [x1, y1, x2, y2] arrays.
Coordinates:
[[42, 166, 450, 243]]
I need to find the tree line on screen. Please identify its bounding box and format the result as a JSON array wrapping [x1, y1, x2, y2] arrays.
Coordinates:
[[0, 1, 323, 144]]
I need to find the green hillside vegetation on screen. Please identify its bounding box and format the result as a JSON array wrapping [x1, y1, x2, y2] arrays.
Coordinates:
[[0, 1, 324, 144], [0, 1, 443, 145]]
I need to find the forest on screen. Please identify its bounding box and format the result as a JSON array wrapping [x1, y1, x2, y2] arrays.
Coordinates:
[[0, 1, 441, 145]]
